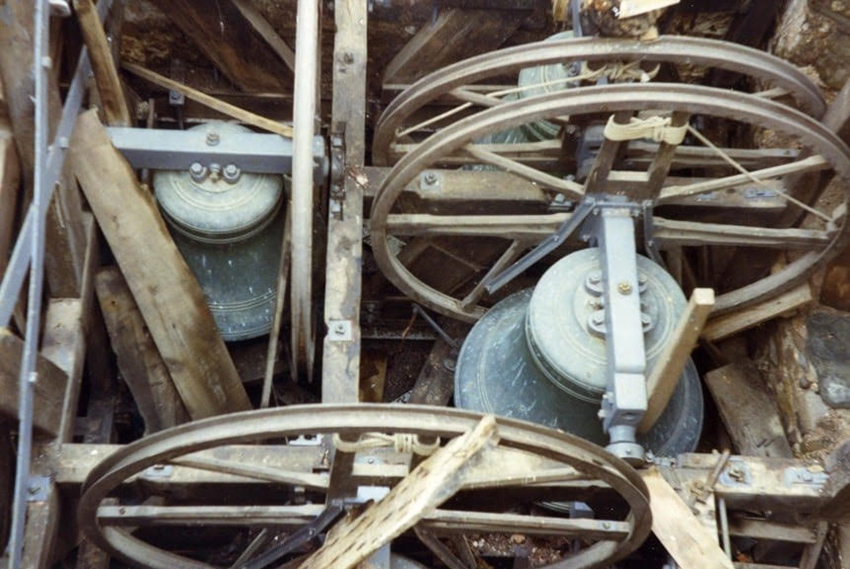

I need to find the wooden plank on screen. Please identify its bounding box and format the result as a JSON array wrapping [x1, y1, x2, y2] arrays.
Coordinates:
[[642, 467, 735, 569], [144, 0, 289, 92], [73, 0, 131, 126], [702, 282, 813, 342], [383, 9, 521, 84], [123, 63, 293, 138], [298, 416, 498, 569], [20, 482, 60, 569], [816, 439, 850, 521], [703, 362, 793, 458], [322, 0, 368, 403], [95, 266, 189, 433], [68, 109, 251, 418], [639, 288, 714, 433], [0, 329, 66, 437]]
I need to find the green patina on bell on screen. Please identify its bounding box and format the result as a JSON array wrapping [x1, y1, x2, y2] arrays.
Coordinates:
[[455, 248, 704, 456], [153, 121, 286, 341]]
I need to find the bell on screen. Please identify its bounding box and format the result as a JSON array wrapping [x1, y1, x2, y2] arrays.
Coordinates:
[[153, 121, 286, 341], [455, 248, 704, 457]]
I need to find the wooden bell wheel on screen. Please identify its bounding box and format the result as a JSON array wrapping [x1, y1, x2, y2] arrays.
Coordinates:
[[368, 83, 850, 322], [77, 405, 651, 569]]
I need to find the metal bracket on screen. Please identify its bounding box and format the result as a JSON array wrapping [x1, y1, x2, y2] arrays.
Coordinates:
[[583, 197, 647, 463], [485, 197, 596, 294], [330, 124, 347, 219], [142, 465, 174, 479], [783, 466, 829, 489], [328, 319, 353, 342], [719, 458, 752, 488], [25, 476, 51, 502]]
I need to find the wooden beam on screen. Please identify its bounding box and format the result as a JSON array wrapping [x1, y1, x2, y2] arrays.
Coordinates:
[[144, 0, 290, 92], [122, 63, 293, 138], [642, 467, 735, 569], [383, 8, 522, 84], [232, 0, 296, 73], [68, 109, 251, 418], [639, 288, 714, 433], [20, 481, 60, 569], [95, 266, 189, 432], [702, 282, 813, 342], [0, 330, 66, 437], [704, 362, 792, 458], [298, 416, 498, 569], [322, 0, 368, 403], [73, 0, 132, 126]]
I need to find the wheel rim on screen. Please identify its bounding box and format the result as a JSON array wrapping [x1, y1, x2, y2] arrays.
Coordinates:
[[369, 84, 850, 322], [78, 404, 652, 569]]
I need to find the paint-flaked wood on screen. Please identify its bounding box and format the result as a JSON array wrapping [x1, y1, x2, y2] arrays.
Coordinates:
[[68, 109, 251, 418], [298, 416, 499, 569], [642, 467, 735, 569]]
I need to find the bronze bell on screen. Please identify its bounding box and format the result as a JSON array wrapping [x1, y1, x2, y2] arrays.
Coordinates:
[[153, 121, 286, 341]]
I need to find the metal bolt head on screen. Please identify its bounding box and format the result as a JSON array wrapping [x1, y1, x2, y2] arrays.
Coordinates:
[[553, 193, 567, 204], [206, 131, 220, 146], [343, 52, 355, 64], [617, 281, 633, 295], [189, 162, 208, 183], [223, 164, 242, 184], [424, 171, 438, 185]]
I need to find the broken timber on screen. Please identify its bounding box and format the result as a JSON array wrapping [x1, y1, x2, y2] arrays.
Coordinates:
[[68, 109, 251, 418], [298, 416, 498, 569]]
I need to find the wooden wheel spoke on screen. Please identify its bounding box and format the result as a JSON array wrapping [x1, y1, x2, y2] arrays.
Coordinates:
[[460, 240, 531, 309], [385, 213, 568, 239], [170, 455, 329, 491], [657, 155, 831, 203], [97, 504, 325, 527], [627, 143, 799, 170], [652, 217, 835, 250], [463, 144, 584, 198], [422, 510, 630, 540]]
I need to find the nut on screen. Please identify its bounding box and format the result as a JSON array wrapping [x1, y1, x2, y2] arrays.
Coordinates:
[[617, 281, 633, 295]]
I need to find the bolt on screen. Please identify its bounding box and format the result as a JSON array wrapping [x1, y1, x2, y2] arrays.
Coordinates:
[[334, 323, 345, 334], [189, 162, 208, 183], [424, 171, 438, 185], [206, 131, 220, 146], [442, 358, 456, 372], [591, 312, 604, 325], [223, 164, 241, 184], [343, 52, 355, 64], [602, 522, 612, 529], [28, 486, 40, 495], [588, 271, 601, 285], [367, 457, 375, 464], [638, 273, 648, 285], [208, 163, 222, 182], [617, 281, 633, 295], [554, 193, 566, 204]]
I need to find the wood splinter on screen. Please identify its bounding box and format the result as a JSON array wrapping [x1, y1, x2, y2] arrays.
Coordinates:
[[297, 415, 499, 569]]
